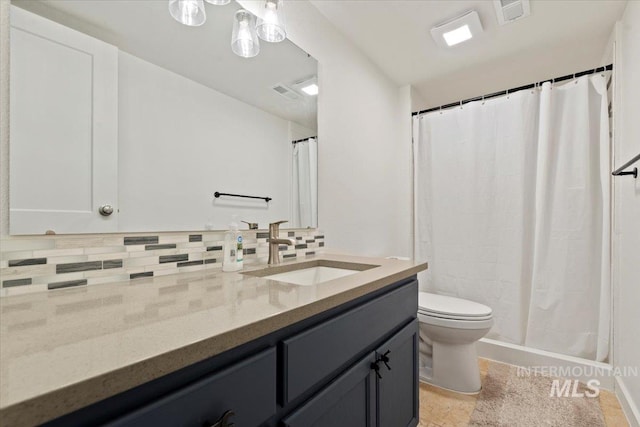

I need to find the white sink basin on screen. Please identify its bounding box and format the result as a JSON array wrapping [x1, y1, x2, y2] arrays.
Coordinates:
[[242, 260, 379, 286], [263, 266, 358, 286]]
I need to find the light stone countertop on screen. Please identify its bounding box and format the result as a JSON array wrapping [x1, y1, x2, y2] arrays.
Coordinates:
[[0, 252, 427, 427]]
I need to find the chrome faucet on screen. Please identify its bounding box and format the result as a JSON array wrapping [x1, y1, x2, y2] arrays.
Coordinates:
[[268, 220, 296, 265]]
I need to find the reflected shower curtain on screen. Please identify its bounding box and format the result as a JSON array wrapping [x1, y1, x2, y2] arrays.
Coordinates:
[[414, 75, 611, 361], [292, 138, 318, 228]]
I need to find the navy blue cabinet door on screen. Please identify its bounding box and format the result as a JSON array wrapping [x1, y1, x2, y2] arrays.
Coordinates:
[[376, 320, 419, 427], [282, 353, 377, 427]]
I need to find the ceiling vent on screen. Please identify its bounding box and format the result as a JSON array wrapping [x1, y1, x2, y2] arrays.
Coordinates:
[[493, 0, 530, 25], [271, 84, 300, 100]]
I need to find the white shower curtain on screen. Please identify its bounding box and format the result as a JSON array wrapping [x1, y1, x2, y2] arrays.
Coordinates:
[[414, 75, 611, 361], [292, 138, 318, 228]]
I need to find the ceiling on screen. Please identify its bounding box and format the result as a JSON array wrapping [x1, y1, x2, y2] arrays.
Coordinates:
[[310, 0, 628, 110], [13, 0, 318, 130]]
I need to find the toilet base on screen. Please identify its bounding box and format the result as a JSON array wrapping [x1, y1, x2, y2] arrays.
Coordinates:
[[430, 341, 482, 393], [418, 373, 482, 395]]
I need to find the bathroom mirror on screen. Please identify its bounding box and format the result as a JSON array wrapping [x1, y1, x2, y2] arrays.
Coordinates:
[[8, 0, 318, 235]]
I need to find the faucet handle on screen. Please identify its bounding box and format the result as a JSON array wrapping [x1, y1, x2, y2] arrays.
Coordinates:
[[270, 220, 288, 226], [241, 221, 258, 230]]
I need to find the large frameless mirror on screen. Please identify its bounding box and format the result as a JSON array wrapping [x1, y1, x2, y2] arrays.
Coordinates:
[[9, 0, 318, 235]]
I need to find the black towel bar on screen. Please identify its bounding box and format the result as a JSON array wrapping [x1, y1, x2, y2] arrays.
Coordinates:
[[214, 192, 272, 202], [612, 153, 640, 178]]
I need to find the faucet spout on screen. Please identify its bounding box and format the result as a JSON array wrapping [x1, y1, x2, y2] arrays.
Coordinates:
[[270, 238, 296, 246], [268, 221, 295, 265]]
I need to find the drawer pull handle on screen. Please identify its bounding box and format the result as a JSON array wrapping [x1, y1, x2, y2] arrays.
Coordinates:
[[380, 350, 392, 371], [204, 410, 235, 427]]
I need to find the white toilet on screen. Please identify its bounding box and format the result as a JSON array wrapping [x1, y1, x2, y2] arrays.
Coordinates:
[[417, 292, 493, 394]]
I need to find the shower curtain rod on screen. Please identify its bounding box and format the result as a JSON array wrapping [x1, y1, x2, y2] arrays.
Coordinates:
[[412, 64, 613, 117], [292, 136, 317, 144]]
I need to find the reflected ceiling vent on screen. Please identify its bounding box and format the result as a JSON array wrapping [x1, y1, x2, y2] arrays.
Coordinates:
[[493, 0, 530, 25], [272, 84, 300, 100]]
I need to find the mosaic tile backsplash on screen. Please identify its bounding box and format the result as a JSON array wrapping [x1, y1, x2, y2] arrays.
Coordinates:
[[0, 229, 325, 296]]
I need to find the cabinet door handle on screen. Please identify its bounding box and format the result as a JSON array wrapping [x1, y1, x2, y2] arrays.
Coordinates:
[[204, 410, 235, 427], [370, 361, 383, 379], [380, 350, 392, 371]]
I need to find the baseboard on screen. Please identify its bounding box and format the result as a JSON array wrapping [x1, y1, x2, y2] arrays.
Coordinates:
[[477, 338, 615, 390], [616, 376, 640, 427]]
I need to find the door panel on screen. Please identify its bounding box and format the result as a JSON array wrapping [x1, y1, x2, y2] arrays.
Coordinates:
[[282, 354, 377, 427], [9, 6, 118, 234], [377, 320, 419, 427]]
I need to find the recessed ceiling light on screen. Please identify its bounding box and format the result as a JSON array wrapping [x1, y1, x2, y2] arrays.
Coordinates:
[[431, 10, 483, 49], [292, 76, 318, 96], [442, 25, 472, 46], [301, 83, 318, 96]]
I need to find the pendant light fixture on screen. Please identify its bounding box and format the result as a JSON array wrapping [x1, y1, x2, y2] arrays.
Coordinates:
[[256, 0, 286, 43], [169, 0, 287, 57], [169, 0, 206, 26], [231, 9, 260, 58]]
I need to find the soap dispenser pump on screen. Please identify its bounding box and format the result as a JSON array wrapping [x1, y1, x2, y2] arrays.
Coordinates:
[[223, 216, 243, 272]]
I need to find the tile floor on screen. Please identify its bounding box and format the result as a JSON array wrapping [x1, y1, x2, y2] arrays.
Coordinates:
[[418, 358, 629, 427]]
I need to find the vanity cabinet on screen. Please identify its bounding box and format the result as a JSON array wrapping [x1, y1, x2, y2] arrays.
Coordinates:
[[44, 277, 418, 427]]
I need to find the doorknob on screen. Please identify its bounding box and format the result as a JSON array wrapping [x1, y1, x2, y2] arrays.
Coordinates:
[[99, 204, 114, 216]]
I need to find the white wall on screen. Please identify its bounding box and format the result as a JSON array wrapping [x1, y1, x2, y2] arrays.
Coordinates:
[[240, 0, 411, 258], [613, 2, 640, 425], [118, 51, 290, 232]]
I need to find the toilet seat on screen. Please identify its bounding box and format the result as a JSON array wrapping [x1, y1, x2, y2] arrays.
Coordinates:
[[418, 311, 494, 330], [418, 292, 492, 319], [418, 310, 493, 321]]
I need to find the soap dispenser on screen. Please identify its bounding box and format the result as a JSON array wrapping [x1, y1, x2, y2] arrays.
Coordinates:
[[223, 216, 243, 272]]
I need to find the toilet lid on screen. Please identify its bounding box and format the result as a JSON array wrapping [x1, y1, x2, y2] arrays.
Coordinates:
[[418, 292, 492, 318]]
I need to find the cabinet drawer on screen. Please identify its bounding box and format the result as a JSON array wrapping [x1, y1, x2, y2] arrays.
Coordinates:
[[282, 280, 417, 403], [106, 348, 276, 427]]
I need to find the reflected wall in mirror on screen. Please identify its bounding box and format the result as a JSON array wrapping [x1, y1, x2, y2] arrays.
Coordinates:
[[9, 0, 318, 235]]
